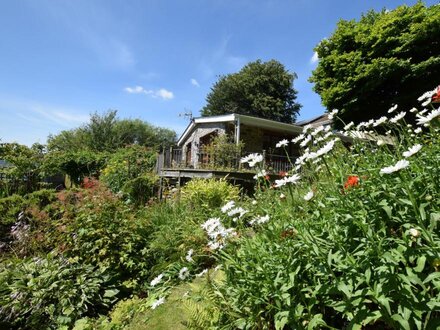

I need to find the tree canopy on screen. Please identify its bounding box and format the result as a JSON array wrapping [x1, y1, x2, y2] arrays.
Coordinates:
[[201, 59, 301, 123], [47, 110, 176, 152], [309, 2, 440, 127]]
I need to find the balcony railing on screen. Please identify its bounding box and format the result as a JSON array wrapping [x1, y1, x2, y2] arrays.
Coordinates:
[[159, 147, 294, 174]]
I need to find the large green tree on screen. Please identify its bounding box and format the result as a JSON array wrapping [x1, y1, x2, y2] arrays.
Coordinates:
[[201, 59, 301, 123], [309, 2, 440, 127]]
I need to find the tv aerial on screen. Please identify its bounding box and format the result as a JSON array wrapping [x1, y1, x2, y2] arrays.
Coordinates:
[[179, 109, 193, 121]]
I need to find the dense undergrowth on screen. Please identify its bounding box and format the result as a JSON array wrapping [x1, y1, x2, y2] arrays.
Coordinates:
[[0, 94, 439, 329]]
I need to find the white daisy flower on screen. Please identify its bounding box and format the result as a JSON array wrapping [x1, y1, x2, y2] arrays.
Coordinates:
[[373, 116, 388, 127], [303, 190, 314, 201], [402, 144, 422, 158], [299, 135, 312, 147], [221, 201, 235, 213], [151, 297, 165, 309], [344, 122, 354, 130], [380, 160, 410, 174], [302, 124, 313, 133], [328, 109, 339, 120], [388, 104, 398, 113], [185, 249, 194, 263], [418, 88, 437, 102], [416, 108, 440, 126], [196, 269, 208, 277], [179, 267, 190, 280], [389, 111, 406, 123], [150, 274, 164, 287], [253, 170, 268, 179], [292, 134, 305, 143], [276, 139, 289, 148]]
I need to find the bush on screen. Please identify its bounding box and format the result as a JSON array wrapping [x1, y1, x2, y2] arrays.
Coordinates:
[[100, 145, 157, 194], [200, 104, 440, 328], [180, 178, 240, 211], [122, 173, 158, 206], [0, 254, 118, 329]]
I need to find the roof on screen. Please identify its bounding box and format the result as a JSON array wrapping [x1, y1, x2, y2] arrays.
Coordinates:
[[177, 114, 305, 146], [296, 113, 331, 127]]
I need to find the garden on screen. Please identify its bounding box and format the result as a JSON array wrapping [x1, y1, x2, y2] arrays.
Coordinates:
[[0, 90, 439, 329]]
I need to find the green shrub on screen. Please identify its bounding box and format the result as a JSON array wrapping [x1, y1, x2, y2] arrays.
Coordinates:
[[122, 173, 158, 206], [0, 254, 118, 329], [0, 194, 25, 226], [100, 145, 156, 194], [204, 109, 440, 328], [180, 178, 240, 210]]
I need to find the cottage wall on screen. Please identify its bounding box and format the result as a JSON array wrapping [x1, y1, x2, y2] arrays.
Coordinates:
[[181, 123, 226, 168]]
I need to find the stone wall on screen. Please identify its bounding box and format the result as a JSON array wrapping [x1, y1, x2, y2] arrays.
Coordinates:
[[181, 123, 226, 168]]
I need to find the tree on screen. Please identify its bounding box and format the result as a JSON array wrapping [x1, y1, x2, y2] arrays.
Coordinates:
[[0, 143, 45, 195], [309, 2, 440, 128], [201, 60, 301, 123], [47, 111, 176, 152]]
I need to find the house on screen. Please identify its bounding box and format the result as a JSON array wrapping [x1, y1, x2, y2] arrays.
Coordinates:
[[161, 113, 311, 172], [157, 113, 319, 194]]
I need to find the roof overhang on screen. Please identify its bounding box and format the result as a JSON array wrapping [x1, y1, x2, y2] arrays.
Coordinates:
[[177, 114, 304, 146]]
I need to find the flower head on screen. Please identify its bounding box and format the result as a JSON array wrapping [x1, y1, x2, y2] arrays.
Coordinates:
[[344, 175, 359, 189], [403, 144, 422, 158], [387, 104, 398, 113], [221, 201, 235, 213], [409, 228, 421, 238], [303, 190, 314, 201], [380, 160, 410, 174], [389, 111, 406, 124], [150, 274, 164, 287], [185, 249, 194, 263], [276, 139, 289, 148], [179, 267, 189, 280], [151, 297, 165, 309]]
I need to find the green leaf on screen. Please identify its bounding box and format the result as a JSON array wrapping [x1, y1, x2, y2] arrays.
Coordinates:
[[275, 311, 289, 330], [414, 256, 426, 273], [103, 289, 119, 298], [391, 314, 411, 330]]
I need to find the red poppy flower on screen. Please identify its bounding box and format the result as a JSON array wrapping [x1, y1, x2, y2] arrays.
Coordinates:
[[432, 86, 440, 104], [278, 171, 288, 177], [344, 175, 359, 190]]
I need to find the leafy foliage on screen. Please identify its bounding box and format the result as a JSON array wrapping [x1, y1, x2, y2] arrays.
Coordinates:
[[0, 254, 118, 329], [180, 178, 240, 211], [309, 2, 440, 127], [0, 142, 45, 196], [100, 145, 157, 194], [47, 110, 176, 152], [202, 60, 301, 123], [43, 149, 106, 187], [201, 134, 244, 170], [211, 112, 440, 329]]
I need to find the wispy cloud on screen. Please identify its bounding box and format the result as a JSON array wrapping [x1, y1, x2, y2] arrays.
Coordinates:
[[310, 51, 319, 64], [198, 35, 247, 79], [0, 96, 91, 145], [37, 1, 135, 69], [124, 86, 174, 100], [190, 78, 200, 87]]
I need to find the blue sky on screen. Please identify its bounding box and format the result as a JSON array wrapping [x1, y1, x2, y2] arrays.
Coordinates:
[[0, 0, 436, 146]]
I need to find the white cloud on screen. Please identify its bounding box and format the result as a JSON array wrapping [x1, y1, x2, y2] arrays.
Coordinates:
[[310, 52, 319, 64], [156, 88, 174, 100], [124, 86, 174, 100], [190, 78, 200, 87]]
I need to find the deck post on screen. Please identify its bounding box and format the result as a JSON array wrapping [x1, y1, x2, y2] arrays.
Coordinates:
[[262, 149, 266, 169], [235, 116, 241, 145], [169, 146, 173, 167]]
